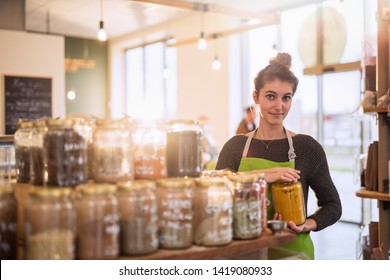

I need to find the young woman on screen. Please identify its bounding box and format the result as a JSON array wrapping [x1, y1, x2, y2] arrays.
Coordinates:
[[215, 52, 342, 259]]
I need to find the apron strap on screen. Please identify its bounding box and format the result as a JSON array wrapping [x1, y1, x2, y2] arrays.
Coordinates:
[[242, 130, 256, 158]]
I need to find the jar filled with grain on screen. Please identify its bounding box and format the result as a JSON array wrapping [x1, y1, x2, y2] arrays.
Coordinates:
[[156, 178, 193, 249], [166, 120, 202, 178], [0, 186, 18, 259], [133, 121, 167, 179], [93, 119, 134, 183], [229, 172, 265, 239], [192, 177, 233, 246], [117, 180, 158, 255], [30, 119, 47, 186], [25, 187, 76, 260], [43, 118, 87, 187], [75, 183, 119, 260], [14, 120, 33, 183]]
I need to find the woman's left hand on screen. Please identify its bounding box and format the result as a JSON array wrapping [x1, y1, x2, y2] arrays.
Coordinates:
[[273, 213, 317, 233]]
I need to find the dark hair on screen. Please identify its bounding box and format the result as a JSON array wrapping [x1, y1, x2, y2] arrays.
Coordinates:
[[253, 52, 299, 96]]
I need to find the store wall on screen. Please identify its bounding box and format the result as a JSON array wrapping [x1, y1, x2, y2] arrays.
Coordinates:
[[0, 29, 65, 135]]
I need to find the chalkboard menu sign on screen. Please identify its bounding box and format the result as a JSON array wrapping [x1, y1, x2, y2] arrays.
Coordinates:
[[4, 75, 52, 134]]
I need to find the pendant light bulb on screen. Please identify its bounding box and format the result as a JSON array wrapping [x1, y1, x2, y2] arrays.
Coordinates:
[[98, 20, 107, 41], [197, 32, 207, 50], [212, 56, 221, 70]]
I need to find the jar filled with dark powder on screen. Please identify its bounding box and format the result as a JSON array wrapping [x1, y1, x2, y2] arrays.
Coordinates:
[[0, 186, 18, 259], [14, 120, 33, 183]]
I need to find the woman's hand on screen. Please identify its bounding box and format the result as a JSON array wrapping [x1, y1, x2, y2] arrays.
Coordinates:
[[273, 213, 317, 233], [250, 167, 300, 183]]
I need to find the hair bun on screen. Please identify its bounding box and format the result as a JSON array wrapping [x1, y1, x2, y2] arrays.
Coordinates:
[[269, 52, 292, 69]]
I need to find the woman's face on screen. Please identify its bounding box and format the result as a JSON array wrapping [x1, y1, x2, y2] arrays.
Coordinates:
[[253, 78, 294, 125]]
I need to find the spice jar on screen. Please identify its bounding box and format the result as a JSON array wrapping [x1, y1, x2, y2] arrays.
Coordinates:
[[25, 187, 75, 260], [166, 120, 202, 178], [117, 180, 158, 255], [0, 186, 18, 259], [229, 172, 264, 239], [43, 118, 87, 187], [271, 180, 306, 225], [30, 119, 47, 186], [192, 177, 233, 246], [75, 183, 119, 260], [14, 120, 33, 183], [156, 178, 193, 249], [93, 119, 134, 183], [133, 121, 167, 179]]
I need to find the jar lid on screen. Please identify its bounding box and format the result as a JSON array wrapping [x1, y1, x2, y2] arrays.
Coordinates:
[[30, 187, 73, 198], [194, 177, 229, 188], [117, 180, 156, 191], [76, 183, 117, 195], [46, 118, 65, 127], [33, 118, 48, 127], [17, 120, 33, 129], [272, 180, 302, 188], [156, 177, 194, 188], [0, 186, 14, 196], [229, 172, 264, 183], [165, 119, 199, 127]]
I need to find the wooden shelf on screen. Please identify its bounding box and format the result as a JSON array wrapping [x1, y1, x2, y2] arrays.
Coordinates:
[[356, 187, 390, 201]]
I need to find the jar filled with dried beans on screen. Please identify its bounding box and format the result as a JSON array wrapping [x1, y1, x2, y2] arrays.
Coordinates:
[[117, 180, 158, 255], [0, 186, 18, 259], [30, 119, 47, 186]]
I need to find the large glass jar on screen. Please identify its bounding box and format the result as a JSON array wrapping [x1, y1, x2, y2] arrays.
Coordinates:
[[229, 172, 264, 239], [117, 180, 158, 255], [93, 119, 134, 183], [75, 183, 119, 260], [30, 119, 47, 186], [166, 120, 202, 178], [133, 121, 167, 179], [43, 118, 87, 187], [0, 186, 18, 259], [271, 180, 306, 225], [156, 178, 193, 249], [14, 120, 33, 183], [192, 177, 233, 246], [25, 187, 75, 260]]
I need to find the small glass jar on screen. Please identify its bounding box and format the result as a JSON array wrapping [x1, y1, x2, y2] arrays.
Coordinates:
[[117, 180, 158, 255], [30, 119, 47, 186], [229, 172, 264, 239], [43, 118, 87, 187], [271, 180, 306, 225], [25, 187, 76, 260], [0, 186, 18, 259], [166, 120, 202, 178], [192, 177, 233, 246], [14, 120, 33, 183], [133, 121, 167, 179], [75, 183, 119, 260], [156, 178, 193, 249], [93, 119, 134, 183]]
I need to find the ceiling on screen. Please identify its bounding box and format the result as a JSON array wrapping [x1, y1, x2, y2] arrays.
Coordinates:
[[25, 0, 324, 40]]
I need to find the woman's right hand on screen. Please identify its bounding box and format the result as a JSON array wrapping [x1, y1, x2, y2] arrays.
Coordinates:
[[250, 167, 300, 183]]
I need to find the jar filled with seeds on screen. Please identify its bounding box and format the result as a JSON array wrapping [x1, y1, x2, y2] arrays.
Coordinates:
[[192, 177, 233, 246], [133, 121, 167, 180], [93, 119, 134, 183], [14, 120, 33, 183], [43, 118, 87, 187], [117, 180, 158, 255], [166, 120, 202, 178], [156, 178, 193, 249], [229, 172, 264, 239], [30, 119, 47, 186], [75, 183, 119, 260], [0, 186, 18, 259], [25, 187, 76, 260]]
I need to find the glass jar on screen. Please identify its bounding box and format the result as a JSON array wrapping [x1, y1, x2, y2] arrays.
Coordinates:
[[229, 172, 264, 239], [166, 120, 202, 178], [14, 120, 33, 183], [75, 183, 119, 260], [30, 119, 47, 186], [271, 180, 306, 225], [93, 119, 134, 183], [0, 146, 12, 188], [156, 178, 193, 249], [117, 180, 158, 255], [25, 187, 75, 260], [0, 186, 18, 259], [192, 177, 233, 246], [43, 118, 87, 187], [133, 121, 167, 179]]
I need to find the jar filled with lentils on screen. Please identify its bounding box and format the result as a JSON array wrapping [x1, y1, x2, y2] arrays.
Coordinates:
[[117, 180, 158, 255], [75, 183, 119, 260], [25, 187, 76, 260], [14, 120, 33, 183], [156, 178, 193, 249], [0, 186, 18, 259], [192, 177, 233, 246], [30, 119, 47, 186]]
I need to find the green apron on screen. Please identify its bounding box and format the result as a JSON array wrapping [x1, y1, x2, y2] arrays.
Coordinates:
[[238, 128, 314, 260]]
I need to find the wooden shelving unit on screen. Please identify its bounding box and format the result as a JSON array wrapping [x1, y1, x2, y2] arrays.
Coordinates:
[[356, 188, 390, 202]]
